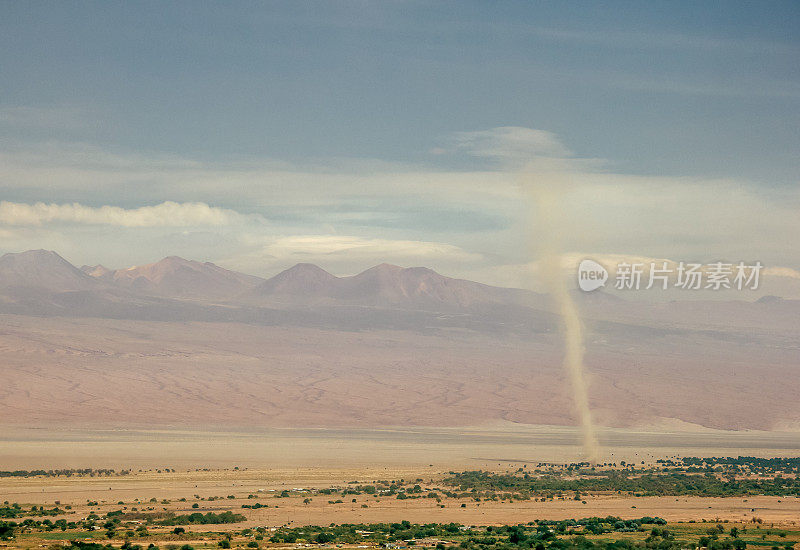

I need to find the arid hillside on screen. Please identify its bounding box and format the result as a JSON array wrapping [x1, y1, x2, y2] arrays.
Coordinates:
[[0, 250, 798, 432], [1, 313, 798, 432]]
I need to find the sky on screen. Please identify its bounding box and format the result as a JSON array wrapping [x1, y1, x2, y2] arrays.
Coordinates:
[[1, 2, 799, 296]]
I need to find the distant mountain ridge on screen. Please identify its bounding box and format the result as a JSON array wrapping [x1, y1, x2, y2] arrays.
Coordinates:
[[247, 261, 533, 310], [81, 255, 265, 299], [0, 250, 797, 336], [253, 262, 338, 298], [0, 249, 537, 314], [0, 249, 99, 292]]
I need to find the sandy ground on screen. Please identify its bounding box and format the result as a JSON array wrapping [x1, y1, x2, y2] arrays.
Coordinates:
[[2, 425, 800, 471], [3, 468, 800, 528]]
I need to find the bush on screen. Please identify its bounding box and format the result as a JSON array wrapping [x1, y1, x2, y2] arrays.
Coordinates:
[[0, 521, 14, 539], [158, 512, 246, 526]]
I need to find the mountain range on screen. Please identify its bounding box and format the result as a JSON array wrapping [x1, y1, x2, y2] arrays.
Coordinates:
[[0, 249, 538, 318], [1, 250, 798, 335], [80, 255, 263, 299], [1, 249, 799, 432]]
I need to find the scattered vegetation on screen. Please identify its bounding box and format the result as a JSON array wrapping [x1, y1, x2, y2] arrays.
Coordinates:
[[442, 457, 800, 498], [156, 511, 246, 525], [4, 458, 799, 550], [0, 468, 129, 478], [266, 519, 798, 550]]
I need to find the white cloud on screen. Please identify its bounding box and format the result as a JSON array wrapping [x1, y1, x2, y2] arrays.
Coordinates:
[[441, 126, 605, 172], [451, 126, 571, 161], [0, 201, 258, 227], [217, 235, 483, 277], [262, 235, 481, 261], [0, 142, 520, 206]]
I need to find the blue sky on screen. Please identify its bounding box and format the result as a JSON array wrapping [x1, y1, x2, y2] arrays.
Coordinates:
[[1, 2, 798, 295], [2, 1, 798, 180]]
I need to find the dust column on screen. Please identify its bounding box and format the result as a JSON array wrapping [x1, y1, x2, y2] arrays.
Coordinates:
[[529, 179, 600, 463]]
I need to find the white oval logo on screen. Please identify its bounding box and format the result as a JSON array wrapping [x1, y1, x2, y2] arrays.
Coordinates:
[[578, 259, 608, 292]]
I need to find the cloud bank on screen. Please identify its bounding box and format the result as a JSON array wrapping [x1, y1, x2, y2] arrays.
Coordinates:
[[1, 126, 797, 298], [262, 235, 482, 262], [0, 201, 255, 227]]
